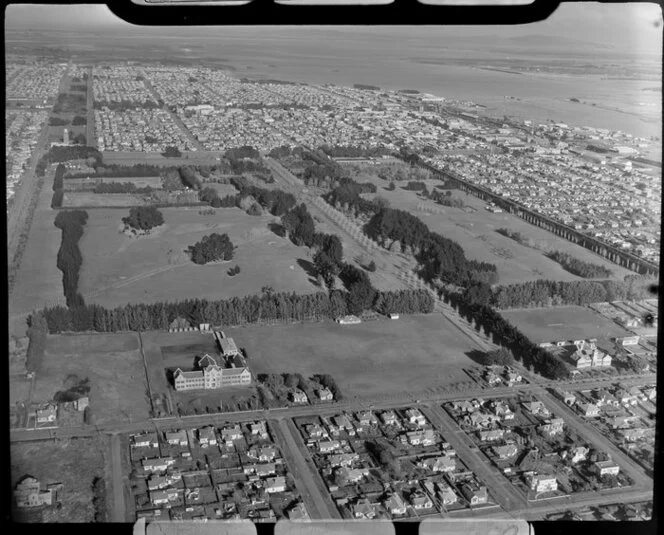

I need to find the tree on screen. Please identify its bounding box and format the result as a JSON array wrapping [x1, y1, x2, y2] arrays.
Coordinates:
[[283, 373, 298, 389], [366, 260, 377, 272], [122, 206, 164, 231], [73, 133, 87, 145], [162, 146, 182, 158], [188, 233, 235, 265], [347, 279, 377, 315], [387, 181, 396, 191], [481, 347, 514, 366]]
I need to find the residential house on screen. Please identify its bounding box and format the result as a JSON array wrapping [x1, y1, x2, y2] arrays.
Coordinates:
[[329, 453, 359, 468], [319, 440, 341, 453], [150, 488, 181, 506], [380, 410, 399, 426], [410, 491, 433, 510], [249, 421, 268, 439], [485, 370, 502, 386], [338, 467, 369, 484], [357, 411, 378, 427], [35, 404, 58, 425], [522, 401, 550, 417], [132, 432, 159, 449], [243, 463, 276, 477], [332, 414, 354, 432], [642, 387, 656, 401], [451, 400, 476, 414], [615, 389, 638, 406], [318, 388, 334, 401], [147, 473, 182, 491], [14, 477, 53, 508], [198, 426, 217, 447], [492, 444, 518, 460], [258, 447, 277, 462], [478, 429, 504, 442], [594, 460, 620, 477], [405, 408, 427, 426], [352, 498, 376, 519], [539, 418, 565, 437], [290, 390, 308, 404], [460, 484, 488, 505], [384, 493, 407, 516], [554, 390, 577, 406], [142, 457, 176, 473], [220, 426, 242, 446], [568, 446, 589, 464], [527, 474, 558, 493], [418, 455, 456, 473], [436, 482, 457, 506], [165, 430, 188, 447], [406, 429, 436, 446], [288, 502, 310, 521], [465, 412, 498, 428], [505, 370, 522, 385], [264, 476, 287, 494], [489, 400, 514, 420], [577, 402, 600, 417], [306, 423, 326, 439], [619, 427, 654, 442]]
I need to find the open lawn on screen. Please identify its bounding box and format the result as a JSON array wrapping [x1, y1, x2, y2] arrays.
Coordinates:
[[501, 306, 632, 345], [11, 437, 106, 523], [32, 333, 151, 425], [216, 313, 481, 399], [77, 207, 320, 308], [62, 192, 147, 207], [357, 172, 631, 284]]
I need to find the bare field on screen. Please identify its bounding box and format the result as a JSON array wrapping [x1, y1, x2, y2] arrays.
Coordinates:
[[32, 333, 151, 426], [62, 191, 147, 207], [217, 313, 481, 399], [358, 173, 631, 284], [77, 207, 320, 308], [10, 437, 106, 523], [501, 306, 632, 345]]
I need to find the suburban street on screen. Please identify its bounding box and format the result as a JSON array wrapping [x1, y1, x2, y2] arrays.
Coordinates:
[[109, 433, 127, 522]]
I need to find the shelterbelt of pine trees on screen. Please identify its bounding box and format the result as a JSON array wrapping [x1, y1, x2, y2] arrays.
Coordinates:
[[36, 288, 435, 334], [54, 210, 88, 308]]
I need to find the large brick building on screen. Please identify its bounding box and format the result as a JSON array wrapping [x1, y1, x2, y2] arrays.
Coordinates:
[[173, 353, 251, 391]]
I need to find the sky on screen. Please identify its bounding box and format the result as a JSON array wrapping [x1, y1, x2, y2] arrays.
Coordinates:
[[5, 2, 663, 54]]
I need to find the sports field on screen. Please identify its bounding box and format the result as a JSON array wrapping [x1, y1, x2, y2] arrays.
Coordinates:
[[357, 172, 631, 284], [32, 333, 151, 425], [501, 306, 632, 345], [219, 313, 481, 399], [77, 206, 320, 308]]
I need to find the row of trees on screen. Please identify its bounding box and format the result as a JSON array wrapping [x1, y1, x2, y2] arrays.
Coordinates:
[[92, 182, 153, 194], [72, 115, 87, 126], [122, 205, 164, 231], [188, 233, 235, 265], [66, 163, 166, 179], [49, 117, 69, 126], [26, 311, 49, 373], [54, 210, 89, 308], [446, 291, 569, 380], [51, 163, 67, 208], [547, 250, 613, 279], [482, 277, 653, 309], [38, 284, 434, 335]]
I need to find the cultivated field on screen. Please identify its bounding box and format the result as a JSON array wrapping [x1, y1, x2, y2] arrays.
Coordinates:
[[77, 207, 320, 308], [501, 306, 632, 345], [356, 172, 632, 284], [219, 313, 481, 400], [32, 333, 151, 425], [10, 437, 106, 523], [61, 192, 148, 207]]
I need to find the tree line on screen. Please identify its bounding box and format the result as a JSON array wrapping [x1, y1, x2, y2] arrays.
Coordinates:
[[463, 276, 654, 309], [54, 210, 89, 308], [444, 291, 569, 380], [547, 250, 613, 279], [37, 285, 434, 335], [51, 163, 66, 208], [92, 182, 154, 194], [65, 164, 166, 179], [26, 311, 49, 373]]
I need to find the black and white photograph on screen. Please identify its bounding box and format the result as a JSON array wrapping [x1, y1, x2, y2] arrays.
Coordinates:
[[6, 1, 660, 526]]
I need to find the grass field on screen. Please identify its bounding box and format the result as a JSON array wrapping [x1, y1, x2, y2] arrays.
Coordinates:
[[62, 192, 147, 207], [10, 437, 106, 523], [213, 313, 482, 399], [32, 333, 151, 426], [77, 207, 320, 308], [356, 172, 631, 284], [501, 306, 632, 345]]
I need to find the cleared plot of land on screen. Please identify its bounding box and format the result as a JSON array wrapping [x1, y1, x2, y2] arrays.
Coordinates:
[[62, 192, 147, 207], [501, 306, 632, 344], [206, 182, 241, 197], [358, 173, 631, 284], [10, 437, 106, 523], [77, 207, 319, 308], [223, 314, 480, 399], [32, 333, 150, 426]]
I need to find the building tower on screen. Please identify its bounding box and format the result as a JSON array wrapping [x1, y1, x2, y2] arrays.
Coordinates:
[[63, 128, 69, 145]]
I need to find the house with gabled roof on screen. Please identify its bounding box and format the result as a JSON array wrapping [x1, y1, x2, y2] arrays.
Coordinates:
[[165, 430, 188, 447], [492, 443, 518, 460], [380, 410, 399, 426], [460, 483, 488, 505], [436, 482, 457, 505], [198, 426, 217, 447], [352, 498, 376, 519], [410, 491, 433, 510], [418, 455, 456, 473], [478, 429, 504, 442], [384, 493, 407, 516], [290, 390, 308, 404]]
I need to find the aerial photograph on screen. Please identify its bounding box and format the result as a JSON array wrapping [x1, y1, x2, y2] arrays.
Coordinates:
[[6, 1, 660, 526]]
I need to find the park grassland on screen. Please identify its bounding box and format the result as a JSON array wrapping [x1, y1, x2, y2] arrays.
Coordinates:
[[354, 171, 632, 285], [11, 437, 106, 523], [32, 332, 151, 426], [501, 305, 632, 345], [224, 313, 480, 399], [76, 206, 320, 308]]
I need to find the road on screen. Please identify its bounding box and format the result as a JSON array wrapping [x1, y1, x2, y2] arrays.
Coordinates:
[[109, 433, 126, 522], [421, 405, 527, 513], [271, 419, 341, 519]]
